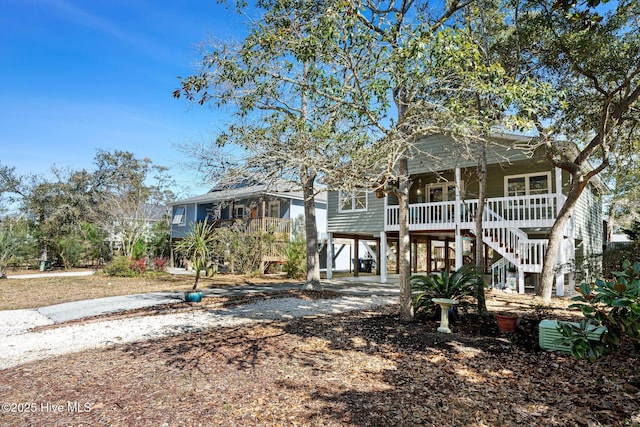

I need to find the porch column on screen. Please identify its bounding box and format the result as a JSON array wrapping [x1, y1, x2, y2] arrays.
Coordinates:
[[557, 235, 566, 296], [518, 269, 525, 294], [354, 237, 360, 277], [412, 238, 418, 273], [455, 167, 463, 270], [455, 227, 463, 270], [444, 239, 450, 272], [326, 233, 334, 280], [555, 235, 567, 296], [375, 237, 381, 275], [426, 237, 432, 274], [380, 231, 387, 283], [556, 270, 566, 296], [555, 168, 571, 296], [555, 167, 563, 215]]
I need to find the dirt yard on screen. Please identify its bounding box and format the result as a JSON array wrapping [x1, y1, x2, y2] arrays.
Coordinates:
[[1, 289, 639, 426], [0, 269, 293, 310]]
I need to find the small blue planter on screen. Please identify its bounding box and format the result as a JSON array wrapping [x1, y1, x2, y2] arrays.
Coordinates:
[[184, 290, 203, 303]]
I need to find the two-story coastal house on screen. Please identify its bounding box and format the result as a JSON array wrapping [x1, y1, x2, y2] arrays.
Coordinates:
[[326, 133, 606, 296]]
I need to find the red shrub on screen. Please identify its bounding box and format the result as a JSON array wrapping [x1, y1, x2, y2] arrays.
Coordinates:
[[130, 258, 147, 274], [153, 257, 168, 271]]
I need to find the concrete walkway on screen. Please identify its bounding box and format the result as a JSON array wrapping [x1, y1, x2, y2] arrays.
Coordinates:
[[24, 274, 400, 324], [0, 274, 400, 370], [6, 270, 95, 280]]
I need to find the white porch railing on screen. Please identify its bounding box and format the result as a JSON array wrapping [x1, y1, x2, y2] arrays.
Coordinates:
[[385, 194, 559, 231]]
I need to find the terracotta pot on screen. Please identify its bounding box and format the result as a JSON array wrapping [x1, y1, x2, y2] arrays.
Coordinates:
[[496, 313, 518, 333]]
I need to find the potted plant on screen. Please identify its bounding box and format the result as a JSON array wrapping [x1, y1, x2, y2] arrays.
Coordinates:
[[174, 221, 218, 302], [495, 311, 519, 333]]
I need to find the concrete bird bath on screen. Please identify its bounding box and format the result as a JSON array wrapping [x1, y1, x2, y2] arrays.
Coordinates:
[[431, 298, 459, 333]]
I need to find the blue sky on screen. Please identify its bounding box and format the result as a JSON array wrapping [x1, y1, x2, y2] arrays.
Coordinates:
[[0, 0, 244, 197]]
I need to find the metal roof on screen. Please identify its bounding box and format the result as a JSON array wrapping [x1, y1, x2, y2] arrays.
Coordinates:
[[173, 182, 328, 206]]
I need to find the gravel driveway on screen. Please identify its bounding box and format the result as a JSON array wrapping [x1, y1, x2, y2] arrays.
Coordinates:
[[0, 295, 395, 370]]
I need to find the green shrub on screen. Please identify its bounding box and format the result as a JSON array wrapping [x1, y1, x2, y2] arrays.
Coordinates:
[[104, 256, 137, 277], [603, 241, 640, 278], [131, 239, 147, 260], [283, 216, 306, 279], [556, 319, 608, 361], [283, 239, 306, 279], [215, 222, 276, 275], [410, 265, 481, 316], [562, 260, 640, 360]]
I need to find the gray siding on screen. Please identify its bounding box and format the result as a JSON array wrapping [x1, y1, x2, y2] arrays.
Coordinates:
[[412, 160, 556, 200], [408, 134, 535, 174], [573, 184, 604, 257], [327, 191, 385, 234]]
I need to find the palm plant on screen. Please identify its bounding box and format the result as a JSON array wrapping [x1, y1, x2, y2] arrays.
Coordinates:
[[411, 265, 482, 315], [174, 221, 218, 290]]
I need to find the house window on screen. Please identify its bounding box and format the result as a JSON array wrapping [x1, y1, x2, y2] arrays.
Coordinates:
[[338, 190, 368, 212], [505, 173, 551, 197], [234, 205, 245, 218], [427, 183, 459, 202], [268, 201, 281, 218], [172, 206, 186, 225]]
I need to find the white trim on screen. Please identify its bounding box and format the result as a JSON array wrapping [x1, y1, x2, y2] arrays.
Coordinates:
[[326, 233, 333, 280], [454, 168, 462, 269], [380, 231, 387, 283], [426, 182, 462, 203], [555, 168, 563, 216], [504, 171, 552, 197], [338, 190, 368, 212], [234, 204, 246, 219]]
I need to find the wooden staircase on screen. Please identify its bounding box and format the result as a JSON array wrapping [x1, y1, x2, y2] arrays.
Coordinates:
[[471, 206, 548, 293]]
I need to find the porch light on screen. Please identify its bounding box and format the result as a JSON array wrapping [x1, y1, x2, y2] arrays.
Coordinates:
[[462, 235, 472, 256]]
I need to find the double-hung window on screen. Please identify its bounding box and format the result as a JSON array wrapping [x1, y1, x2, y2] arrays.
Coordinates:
[[505, 173, 551, 196], [338, 190, 368, 212], [426, 183, 460, 223], [504, 172, 552, 220]]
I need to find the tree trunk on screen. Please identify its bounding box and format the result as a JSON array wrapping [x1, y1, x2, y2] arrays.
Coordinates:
[[474, 142, 488, 313], [301, 169, 322, 291], [397, 156, 413, 321], [193, 271, 200, 290], [536, 182, 585, 302]]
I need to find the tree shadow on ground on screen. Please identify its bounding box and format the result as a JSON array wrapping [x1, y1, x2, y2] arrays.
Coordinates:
[[119, 304, 637, 426]]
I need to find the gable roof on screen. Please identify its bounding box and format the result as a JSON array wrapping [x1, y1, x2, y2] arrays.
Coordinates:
[[173, 179, 327, 206], [408, 132, 607, 193]]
